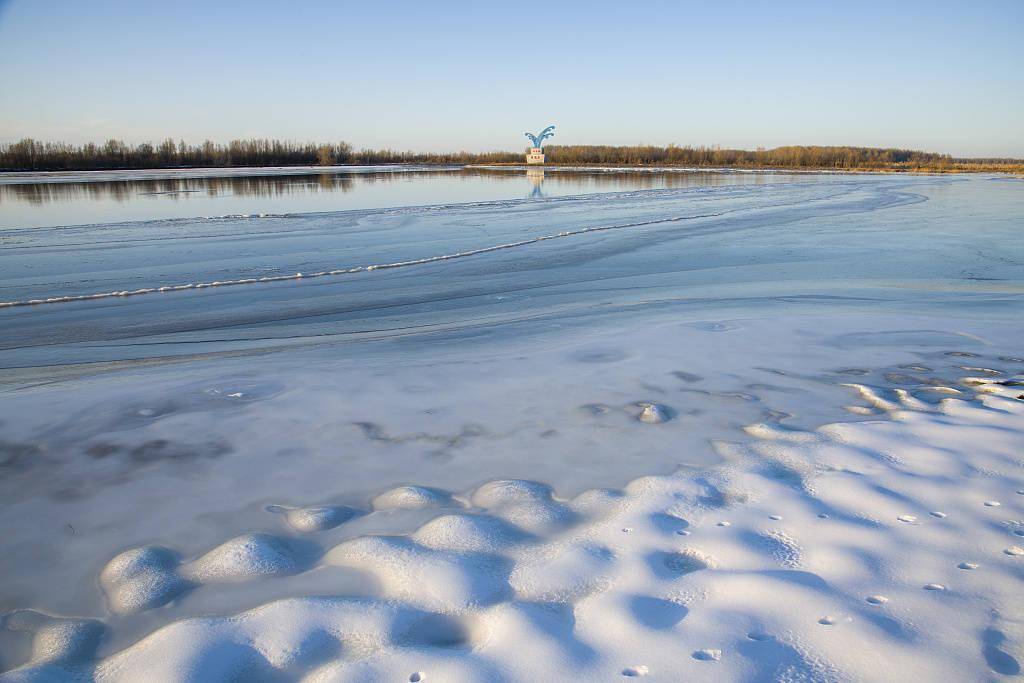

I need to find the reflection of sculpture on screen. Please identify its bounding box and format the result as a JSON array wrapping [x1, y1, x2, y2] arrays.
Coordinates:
[[525, 125, 555, 149], [526, 168, 545, 199]]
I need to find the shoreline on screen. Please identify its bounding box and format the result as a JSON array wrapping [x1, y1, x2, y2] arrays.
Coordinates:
[[2, 163, 1022, 184]]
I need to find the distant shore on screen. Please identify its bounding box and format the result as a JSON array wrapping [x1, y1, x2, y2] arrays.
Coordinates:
[[3, 139, 1021, 174], [2, 163, 1022, 186], [470, 163, 1024, 175]]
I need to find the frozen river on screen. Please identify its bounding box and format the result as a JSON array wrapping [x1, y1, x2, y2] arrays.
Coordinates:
[[0, 168, 1022, 680]]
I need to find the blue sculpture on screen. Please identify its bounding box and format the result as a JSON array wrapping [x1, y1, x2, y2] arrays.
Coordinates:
[[525, 125, 556, 149]]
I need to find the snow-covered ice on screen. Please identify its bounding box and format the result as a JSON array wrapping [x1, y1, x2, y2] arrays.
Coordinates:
[[0, 171, 1022, 680]]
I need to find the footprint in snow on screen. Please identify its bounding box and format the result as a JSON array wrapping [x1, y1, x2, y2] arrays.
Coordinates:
[[621, 665, 649, 677], [692, 649, 722, 661], [982, 628, 1022, 677], [819, 614, 853, 625]]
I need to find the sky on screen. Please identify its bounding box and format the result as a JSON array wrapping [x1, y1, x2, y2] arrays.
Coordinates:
[[0, 0, 1022, 157]]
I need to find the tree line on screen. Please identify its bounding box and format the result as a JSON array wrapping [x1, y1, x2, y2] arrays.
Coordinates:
[[541, 144, 1024, 172], [0, 138, 519, 171], [1, 138, 1020, 172]]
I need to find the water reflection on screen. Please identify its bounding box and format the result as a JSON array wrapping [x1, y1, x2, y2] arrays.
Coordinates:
[[0, 167, 784, 229], [0, 168, 776, 205], [1, 173, 362, 205], [526, 168, 545, 199]]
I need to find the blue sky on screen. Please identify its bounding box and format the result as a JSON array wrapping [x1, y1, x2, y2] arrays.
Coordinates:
[[1, 0, 1022, 156]]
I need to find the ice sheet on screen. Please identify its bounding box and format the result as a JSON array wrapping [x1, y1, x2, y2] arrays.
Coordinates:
[[1, 172, 1022, 680]]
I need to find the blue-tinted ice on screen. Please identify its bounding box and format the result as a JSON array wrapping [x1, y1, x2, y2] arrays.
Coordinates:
[[0, 169, 1021, 665]]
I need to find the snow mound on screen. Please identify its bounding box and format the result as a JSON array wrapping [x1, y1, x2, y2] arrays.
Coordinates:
[[325, 535, 513, 610], [267, 504, 362, 533], [185, 533, 303, 582], [99, 546, 189, 614], [373, 486, 458, 511]]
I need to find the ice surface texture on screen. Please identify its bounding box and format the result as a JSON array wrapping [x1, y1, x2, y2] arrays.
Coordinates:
[[3, 372, 1023, 681], [2, 174, 1023, 680]]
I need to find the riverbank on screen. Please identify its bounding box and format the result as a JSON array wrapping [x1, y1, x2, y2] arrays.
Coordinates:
[[3, 140, 1021, 175]]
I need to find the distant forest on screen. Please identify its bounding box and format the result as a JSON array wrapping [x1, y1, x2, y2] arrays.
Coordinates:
[[543, 145, 1024, 172], [0, 139, 515, 170], [1, 138, 1021, 173]]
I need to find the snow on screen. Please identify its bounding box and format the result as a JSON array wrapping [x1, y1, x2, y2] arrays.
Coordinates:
[[1, 172, 1022, 680], [3, 368, 1022, 681]]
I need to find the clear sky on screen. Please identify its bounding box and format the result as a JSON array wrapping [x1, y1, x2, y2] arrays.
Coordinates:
[[1, 0, 1022, 157]]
